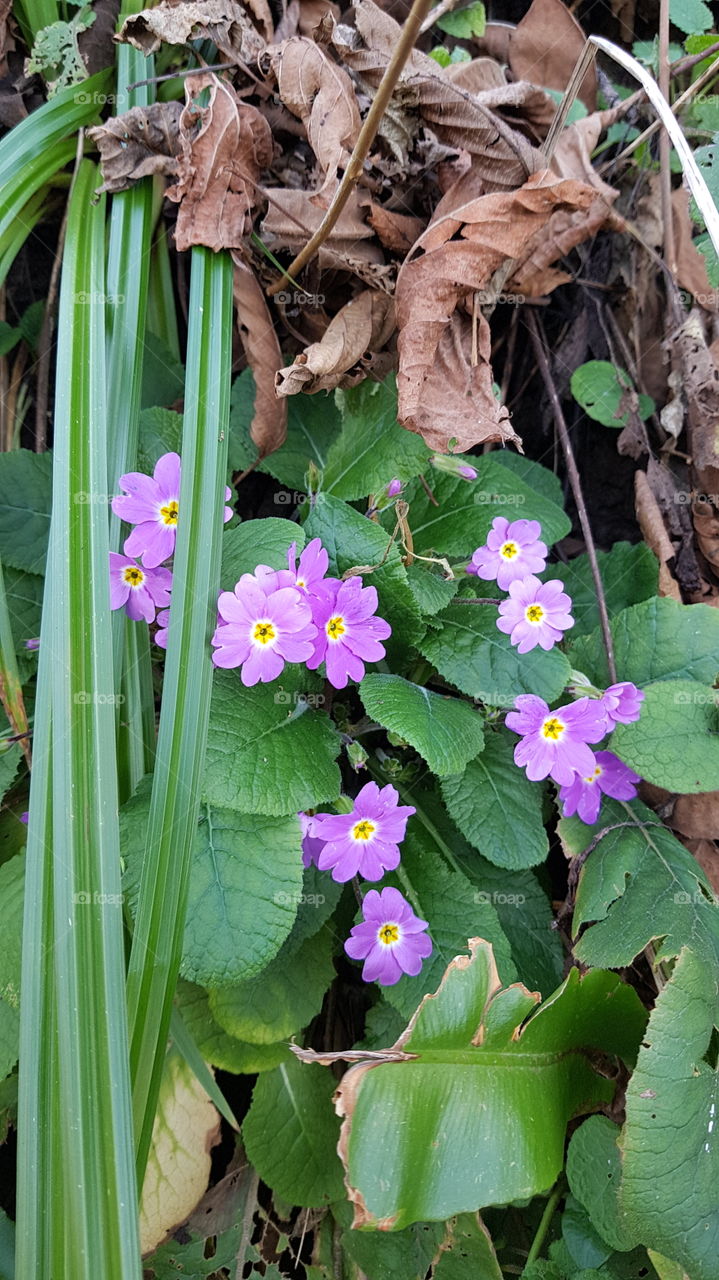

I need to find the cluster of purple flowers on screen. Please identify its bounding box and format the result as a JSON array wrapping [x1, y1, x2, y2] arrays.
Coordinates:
[[211, 539, 392, 690], [468, 517, 574, 653], [109, 451, 232, 641], [300, 784, 432, 987], [506, 682, 644, 824]]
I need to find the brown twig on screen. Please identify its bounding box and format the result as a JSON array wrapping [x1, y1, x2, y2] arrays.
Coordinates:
[[525, 311, 617, 684], [266, 0, 435, 295], [659, 0, 676, 278]]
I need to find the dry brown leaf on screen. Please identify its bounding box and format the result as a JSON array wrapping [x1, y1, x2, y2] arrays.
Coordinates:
[[672, 188, 719, 312], [684, 838, 719, 894], [232, 255, 287, 457], [634, 469, 682, 601], [502, 0, 596, 110], [691, 499, 719, 576], [261, 185, 385, 276], [674, 310, 719, 472], [166, 73, 272, 253], [88, 103, 182, 196], [395, 171, 596, 450], [268, 38, 360, 195], [673, 798, 719, 841], [366, 203, 423, 255], [117, 0, 265, 61], [275, 290, 395, 396], [332, 0, 544, 192]]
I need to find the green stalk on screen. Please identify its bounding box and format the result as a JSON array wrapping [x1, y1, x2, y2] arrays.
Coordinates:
[[0, 555, 31, 766], [125, 247, 233, 1182], [16, 161, 141, 1279]]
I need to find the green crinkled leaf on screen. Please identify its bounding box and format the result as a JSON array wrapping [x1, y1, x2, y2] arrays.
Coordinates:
[[405, 462, 570, 558], [0, 854, 23, 1081], [418, 602, 571, 706], [562, 1195, 613, 1270], [304, 492, 423, 661], [220, 517, 305, 590], [324, 376, 431, 499], [441, 729, 548, 869], [209, 927, 335, 1044], [620, 947, 719, 1280], [567, 1117, 637, 1253], [228, 368, 340, 486], [380, 830, 515, 1020], [491, 450, 565, 511], [568, 596, 719, 688], [243, 1055, 345, 1207], [407, 782, 563, 996], [406, 564, 459, 616], [565, 798, 719, 972], [360, 673, 484, 776], [570, 362, 654, 427], [121, 781, 303, 985], [283, 862, 343, 951], [203, 668, 341, 816], [333, 938, 646, 1229], [333, 1197, 445, 1280], [0, 450, 52, 575], [137, 407, 183, 473], [560, 543, 658, 639], [175, 982, 290, 1075], [610, 678, 719, 793], [0, 745, 21, 804], [670, 0, 713, 34]]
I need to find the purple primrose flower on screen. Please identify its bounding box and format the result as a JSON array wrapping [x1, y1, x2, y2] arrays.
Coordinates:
[[109, 553, 172, 623], [344, 886, 432, 986], [113, 452, 232, 568], [298, 812, 325, 868], [600, 681, 644, 729], [307, 576, 391, 690], [154, 608, 170, 649], [468, 517, 548, 590], [496, 576, 574, 653], [505, 694, 607, 786], [211, 576, 317, 686], [559, 750, 641, 824], [311, 782, 415, 882], [286, 538, 331, 599]]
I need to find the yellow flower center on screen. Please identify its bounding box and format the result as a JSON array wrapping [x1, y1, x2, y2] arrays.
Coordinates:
[[500, 541, 519, 559], [123, 566, 144, 587], [252, 620, 276, 646], [583, 765, 603, 784], [352, 819, 376, 841], [525, 604, 545, 624], [326, 615, 346, 641], [296, 577, 306, 588], [159, 500, 179, 527], [541, 716, 565, 741], [378, 923, 399, 946]]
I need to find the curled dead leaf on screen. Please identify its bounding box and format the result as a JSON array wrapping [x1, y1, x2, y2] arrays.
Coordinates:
[[275, 290, 395, 396], [366, 203, 424, 255], [673, 310, 719, 472], [166, 73, 272, 253], [88, 103, 182, 196], [634, 469, 681, 601], [117, 0, 265, 62], [672, 189, 719, 312], [268, 37, 360, 194], [232, 255, 287, 458], [479, 0, 597, 110]]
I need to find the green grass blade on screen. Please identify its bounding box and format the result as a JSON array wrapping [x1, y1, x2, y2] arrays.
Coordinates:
[[16, 160, 141, 1278], [126, 246, 233, 1182]]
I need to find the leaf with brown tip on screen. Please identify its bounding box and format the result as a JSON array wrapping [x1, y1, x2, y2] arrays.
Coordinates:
[[232, 255, 287, 458]]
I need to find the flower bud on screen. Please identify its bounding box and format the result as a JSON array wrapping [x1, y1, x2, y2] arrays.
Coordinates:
[[430, 454, 478, 481]]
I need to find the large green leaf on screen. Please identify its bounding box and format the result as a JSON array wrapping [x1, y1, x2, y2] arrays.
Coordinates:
[[620, 948, 719, 1280], [333, 1198, 445, 1280], [203, 668, 341, 816], [314, 938, 645, 1229], [220, 517, 304, 589], [175, 982, 290, 1075], [304, 492, 424, 660], [559, 543, 658, 638], [490, 451, 565, 510], [418, 603, 571, 706], [243, 1055, 345, 1207], [0, 450, 52, 575], [406, 564, 459, 616], [610, 678, 719, 792], [228, 368, 341, 486], [122, 782, 303, 984], [441, 729, 548, 869], [567, 1117, 637, 1253], [137, 407, 182, 473], [324, 376, 431, 499], [563, 798, 719, 971], [404, 463, 570, 558], [568, 597, 719, 688], [360, 674, 484, 776], [0, 853, 23, 1080], [209, 927, 335, 1044]]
